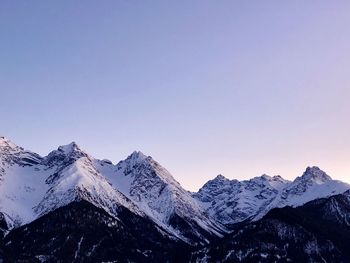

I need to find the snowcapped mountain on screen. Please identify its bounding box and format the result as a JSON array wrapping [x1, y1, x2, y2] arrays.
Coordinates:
[[193, 174, 289, 225], [0, 138, 143, 229], [34, 143, 143, 220], [95, 151, 226, 244], [1, 136, 349, 234], [0, 136, 42, 179], [279, 166, 348, 206], [0, 137, 47, 227], [1, 136, 350, 262], [0, 137, 224, 245], [194, 166, 350, 225]]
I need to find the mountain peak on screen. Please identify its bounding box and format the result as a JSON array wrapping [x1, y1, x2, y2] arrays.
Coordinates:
[[214, 174, 228, 181], [120, 151, 150, 166], [44, 142, 89, 166], [57, 142, 82, 155], [261, 174, 273, 180], [249, 174, 274, 183], [300, 166, 332, 183], [118, 151, 178, 184], [129, 150, 148, 160], [0, 136, 18, 149]]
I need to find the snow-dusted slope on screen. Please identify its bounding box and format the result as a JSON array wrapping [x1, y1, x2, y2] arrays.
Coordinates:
[[1, 136, 349, 244], [95, 151, 226, 244], [254, 166, 350, 220], [194, 174, 290, 225], [281, 166, 349, 207], [0, 138, 142, 228], [0, 137, 46, 227], [0, 138, 224, 244], [194, 167, 350, 225], [34, 143, 143, 219]]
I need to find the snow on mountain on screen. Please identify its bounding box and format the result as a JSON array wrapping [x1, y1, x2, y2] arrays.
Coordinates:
[[1, 136, 349, 244], [0, 138, 224, 244], [278, 166, 349, 207], [0, 137, 42, 176], [194, 173, 290, 225], [0, 139, 142, 229], [0, 137, 47, 227], [95, 151, 226, 244], [34, 145, 143, 220], [194, 166, 350, 225]]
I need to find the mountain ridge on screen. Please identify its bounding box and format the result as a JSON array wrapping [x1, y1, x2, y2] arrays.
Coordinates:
[[194, 166, 350, 225], [1, 137, 349, 243], [0, 138, 225, 244], [1, 137, 350, 262]]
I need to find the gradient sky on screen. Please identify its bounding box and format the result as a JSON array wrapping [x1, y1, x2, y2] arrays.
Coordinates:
[[1, 1, 350, 190]]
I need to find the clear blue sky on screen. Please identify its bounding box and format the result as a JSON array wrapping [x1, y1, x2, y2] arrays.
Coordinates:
[[1, 1, 350, 190]]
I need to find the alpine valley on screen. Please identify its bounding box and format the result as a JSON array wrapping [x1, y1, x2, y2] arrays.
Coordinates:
[[0, 136, 350, 262]]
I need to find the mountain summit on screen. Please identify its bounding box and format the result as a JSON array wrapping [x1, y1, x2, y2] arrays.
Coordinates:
[[299, 166, 332, 183]]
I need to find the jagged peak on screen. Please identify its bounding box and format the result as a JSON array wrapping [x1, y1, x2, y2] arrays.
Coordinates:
[[299, 166, 332, 183], [0, 137, 31, 158], [200, 173, 290, 192], [116, 150, 181, 187], [259, 174, 289, 183], [0, 136, 19, 149], [128, 150, 148, 161], [260, 174, 273, 180], [116, 150, 153, 167], [249, 174, 283, 181], [44, 142, 89, 165], [214, 174, 228, 181], [272, 175, 290, 183], [207, 174, 232, 185], [57, 142, 82, 155], [197, 174, 234, 192], [248, 174, 274, 183]]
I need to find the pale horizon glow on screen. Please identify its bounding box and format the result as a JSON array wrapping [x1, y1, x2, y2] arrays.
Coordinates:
[[1, 1, 350, 191]]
